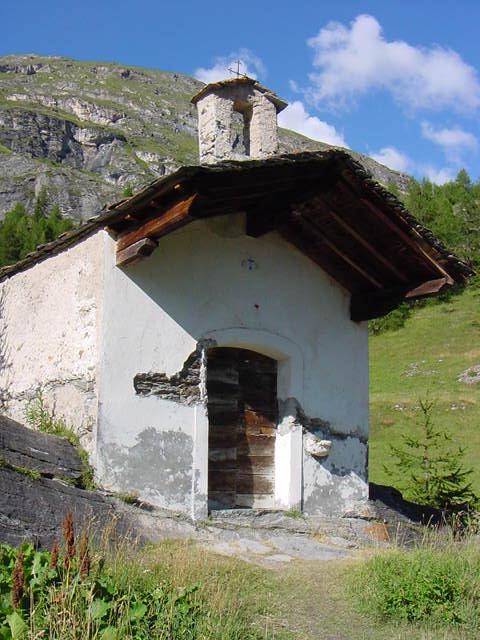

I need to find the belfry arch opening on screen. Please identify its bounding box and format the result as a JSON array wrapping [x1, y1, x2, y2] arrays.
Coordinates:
[[206, 347, 278, 510], [231, 100, 252, 156]]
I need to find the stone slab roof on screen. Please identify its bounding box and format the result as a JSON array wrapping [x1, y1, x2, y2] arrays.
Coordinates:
[[191, 77, 288, 112]]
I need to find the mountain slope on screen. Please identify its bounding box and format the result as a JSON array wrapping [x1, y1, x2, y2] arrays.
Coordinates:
[[0, 54, 410, 221], [369, 283, 480, 495]]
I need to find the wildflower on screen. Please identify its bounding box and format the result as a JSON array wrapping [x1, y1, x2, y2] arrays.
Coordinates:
[[12, 551, 25, 608], [78, 532, 91, 578], [62, 512, 75, 569]]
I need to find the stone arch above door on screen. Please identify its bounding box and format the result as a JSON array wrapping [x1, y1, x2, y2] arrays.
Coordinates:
[[200, 327, 305, 403]]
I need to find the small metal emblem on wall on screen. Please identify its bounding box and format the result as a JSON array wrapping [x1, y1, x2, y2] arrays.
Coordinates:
[[241, 257, 258, 271]]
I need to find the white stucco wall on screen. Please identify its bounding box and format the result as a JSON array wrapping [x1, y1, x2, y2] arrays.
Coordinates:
[[97, 213, 369, 518], [0, 232, 105, 452]]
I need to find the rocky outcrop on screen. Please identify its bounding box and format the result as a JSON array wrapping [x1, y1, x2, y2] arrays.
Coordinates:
[[0, 414, 82, 480], [0, 415, 138, 547], [0, 466, 120, 547]]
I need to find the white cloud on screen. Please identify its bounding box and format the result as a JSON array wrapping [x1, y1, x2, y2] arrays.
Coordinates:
[[194, 49, 266, 84], [370, 146, 411, 172], [370, 145, 455, 184], [420, 165, 456, 185], [278, 100, 348, 147], [306, 14, 480, 112], [421, 122, 478, 161]]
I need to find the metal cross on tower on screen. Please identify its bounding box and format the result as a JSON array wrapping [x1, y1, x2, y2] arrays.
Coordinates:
[[227, 60, 248, 79]]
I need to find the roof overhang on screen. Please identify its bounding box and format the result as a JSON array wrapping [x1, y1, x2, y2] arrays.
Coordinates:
[[0, 150, 472, 322], [107, 150, 472, 321], [191, 77, 288, 112]]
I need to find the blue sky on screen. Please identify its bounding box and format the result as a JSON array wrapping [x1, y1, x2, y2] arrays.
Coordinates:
[[2, 0, 480, 183]]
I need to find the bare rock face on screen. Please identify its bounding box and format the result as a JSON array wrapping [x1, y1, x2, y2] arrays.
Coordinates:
[[0, 466, 116, 547], [0, 54, 410, 223], [0, 414, 83, 480], [0, 414, 139, 547]]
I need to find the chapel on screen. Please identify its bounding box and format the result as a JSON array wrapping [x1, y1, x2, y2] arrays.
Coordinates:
[[0, 77, 470, 519]]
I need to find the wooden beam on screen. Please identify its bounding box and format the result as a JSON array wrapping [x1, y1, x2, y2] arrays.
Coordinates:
[[324, 206, 409, 283], [279, 224, 360, 293], [404, 277, 451, 298], [294, 212, 384, 289], [357, 194, 454, 283], [350, 277, 451, 321], [117, 194, 198, 252], [116, 238, 158, 267]]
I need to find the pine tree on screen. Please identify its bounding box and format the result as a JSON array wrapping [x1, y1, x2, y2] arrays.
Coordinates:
[[387, 399, 478, 516], [404, 171, 480, 267], [0, 194, 74, 268]]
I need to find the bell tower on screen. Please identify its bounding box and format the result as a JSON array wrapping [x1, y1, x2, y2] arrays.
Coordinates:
[[191, 77, 287, 164]]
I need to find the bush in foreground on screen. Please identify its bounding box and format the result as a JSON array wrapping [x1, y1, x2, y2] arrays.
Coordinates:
[[352, 542, 480, 631]]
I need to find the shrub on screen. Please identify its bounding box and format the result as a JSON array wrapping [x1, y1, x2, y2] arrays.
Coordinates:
[[369, 303, 412, 335], [386, 398, 478, 520], [352, 543, 480, 630]]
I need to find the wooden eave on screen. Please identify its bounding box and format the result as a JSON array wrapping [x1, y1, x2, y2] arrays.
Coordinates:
[[0, 150, 472, 323], [108, 151, 473, 322]]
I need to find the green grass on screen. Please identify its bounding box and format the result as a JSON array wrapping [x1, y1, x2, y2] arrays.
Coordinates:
[[4, 535, 477, 640], [369, 283, 480, 494], [351, 538, 480, 633], [0, 538, 280, 639]]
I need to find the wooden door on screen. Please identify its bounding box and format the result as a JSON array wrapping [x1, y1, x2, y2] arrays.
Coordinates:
[[207, 348, 277, 510]]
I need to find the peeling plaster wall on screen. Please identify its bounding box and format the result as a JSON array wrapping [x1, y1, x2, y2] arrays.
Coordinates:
[[302, 429, 368, 516], [98, 213, 369, 518], [0, 232, 105, 453]]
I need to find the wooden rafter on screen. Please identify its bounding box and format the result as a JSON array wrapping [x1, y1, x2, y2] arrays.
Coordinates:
[[117, 194, 198, 252], [357, 195, 453, 283], [292, 212, 384, 289], [323, 205, 409, 283]]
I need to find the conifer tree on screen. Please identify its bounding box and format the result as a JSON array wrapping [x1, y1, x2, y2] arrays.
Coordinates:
[[387, 399, 478, 516], [0, 193, 74, 268]]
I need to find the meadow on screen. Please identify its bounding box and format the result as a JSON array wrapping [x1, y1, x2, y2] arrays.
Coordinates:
[[369, 283, 480, 496]]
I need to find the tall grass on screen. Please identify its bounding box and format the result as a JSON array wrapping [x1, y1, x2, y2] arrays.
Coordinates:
[[351, 532, 480, 632], [0, 515, 280, 640]]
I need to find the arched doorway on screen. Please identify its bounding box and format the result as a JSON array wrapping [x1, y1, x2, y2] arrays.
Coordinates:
[[207, 347, 278, 510]]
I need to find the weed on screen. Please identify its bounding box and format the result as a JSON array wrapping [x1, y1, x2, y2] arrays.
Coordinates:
[[115, 491, 142, 506], [25, 390, 96, 490], [284, 509, 304, 520], [0, 514, 279, 639], [0, 457, 41, 480]]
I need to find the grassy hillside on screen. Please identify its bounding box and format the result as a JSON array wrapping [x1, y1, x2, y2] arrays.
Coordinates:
[[369, 282, 480, 494]]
